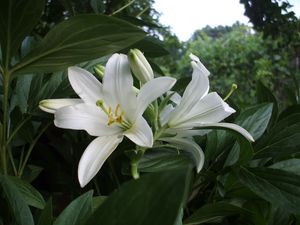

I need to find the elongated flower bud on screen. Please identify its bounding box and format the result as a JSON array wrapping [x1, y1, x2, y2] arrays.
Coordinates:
[[94, 64, 105, 79], [128, 49, 154, 83]]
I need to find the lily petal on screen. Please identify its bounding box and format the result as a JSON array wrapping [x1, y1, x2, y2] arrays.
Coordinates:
[[195, 122, 254, 142], [124, 116, 153, 148], [135, 77, 176, 118], [168, 61, 209, 125], [189, 53, 210, 76], [39, 98, 83, 113], [78, 135, 123, 187], [172, 92, 235, 128], [102, 54, 137, 121], [54, 103, 122, 136], [160, 104, 174, 126], [160, 137, 205, 172], [68, 67, 103, 104]]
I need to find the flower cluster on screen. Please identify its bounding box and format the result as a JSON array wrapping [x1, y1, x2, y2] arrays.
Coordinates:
[[40, 50, 253, 187]]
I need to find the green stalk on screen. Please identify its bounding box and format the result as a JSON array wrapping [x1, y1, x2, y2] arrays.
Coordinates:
[[1, 69, 11, 174], [18, 123, 51, 177]]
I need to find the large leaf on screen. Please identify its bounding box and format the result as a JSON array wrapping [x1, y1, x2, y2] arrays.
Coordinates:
[[139, 149, 192, 172], [54, 191, 93, 225], [270, 159, 300, 175], [238, 166, 300, 214], [0, 0, 44, 64], [234, 103, 273, 140], [184, 202, 249, 225], [37, 198, 53, 225], [0, 174, 34, 225], [84, 168, 191, 225], [9, 176, 45, 209], [11, 14, 145, 74], [254, 113, 300, 159], [256, 81, 278, 129]]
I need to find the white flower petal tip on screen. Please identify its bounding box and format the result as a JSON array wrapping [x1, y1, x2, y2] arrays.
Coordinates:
[[202, 123, 255, 142], [189, 53, 210, 76], [78, 135, 123, 187], [39, 99, 83, 114]]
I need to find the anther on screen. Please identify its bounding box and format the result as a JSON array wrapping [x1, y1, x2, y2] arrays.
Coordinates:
[[224, 83, 237, 101]]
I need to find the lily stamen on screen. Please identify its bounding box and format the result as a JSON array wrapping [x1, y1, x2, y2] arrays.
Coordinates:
[[224, 83, 237, 101]]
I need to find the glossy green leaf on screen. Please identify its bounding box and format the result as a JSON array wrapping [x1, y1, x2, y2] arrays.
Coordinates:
[[238, 167, 300, 214], [37, 198, 53, 225], [11, 14, 145, 74], [256, 81, 278, 128], [0, 174, 34, 225], [254, 114, 300, 159], [270, 159, 300, 175], [139, 149, 191, 172], [54, 191, 93, 225], [0, 0, 44, 64], [9, 176, 45, 209], [234, 103, 273, 140], [184, 202, 249, 225], [84, 168, 191, 225]]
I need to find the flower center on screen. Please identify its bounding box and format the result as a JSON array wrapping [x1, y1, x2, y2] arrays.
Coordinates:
[[96, 100, 131, 129]]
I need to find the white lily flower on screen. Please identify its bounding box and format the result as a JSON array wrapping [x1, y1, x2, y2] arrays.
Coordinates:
[[40, 53, 176, 187], [158, 54, 254, 172], [163, 54, 254, 142]]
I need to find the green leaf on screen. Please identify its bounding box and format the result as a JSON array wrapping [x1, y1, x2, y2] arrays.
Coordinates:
[[92, 196, 107, 211], [139, 149, 191, 172], [0, 0, 44, 64], [9, 176, 45, 209], [54, 191, 93, 225], [0, 174, 34, 225], [37, 198, 53, 225], [254, 114, 300, 159], [184, 202, 249, 225], [238, 166, 300, 214], [256, 81, 278, 128], [84, 168, 191, 225], [11, 14, 145, 74], [270, 159, 300, 175], [234, 103, 273, 140]]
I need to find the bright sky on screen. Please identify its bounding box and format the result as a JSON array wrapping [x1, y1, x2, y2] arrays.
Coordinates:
[[154, 0, 300, 41]]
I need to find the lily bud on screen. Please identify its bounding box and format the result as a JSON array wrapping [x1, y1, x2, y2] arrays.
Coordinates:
[[94, 64, 105, 79], [128, 49, 154, 83]]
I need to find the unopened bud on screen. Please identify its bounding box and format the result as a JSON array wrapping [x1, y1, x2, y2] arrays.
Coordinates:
[[128, 49, 153, 83], [94, 65, 105, 79]]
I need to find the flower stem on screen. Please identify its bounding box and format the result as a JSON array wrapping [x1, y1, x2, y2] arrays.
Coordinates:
[[131, 161, 140, 179], [1, 69, 11, 175]]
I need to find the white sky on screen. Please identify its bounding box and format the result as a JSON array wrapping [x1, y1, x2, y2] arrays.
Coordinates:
[[154, 0, 300, 41]]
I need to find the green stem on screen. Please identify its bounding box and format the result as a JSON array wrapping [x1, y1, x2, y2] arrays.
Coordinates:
[[6, 115, 32, 146], [131, 161, 140, 179], [18, 123, 51, 177], [1, 70, 11, 174], [110, 0, 136, 15]]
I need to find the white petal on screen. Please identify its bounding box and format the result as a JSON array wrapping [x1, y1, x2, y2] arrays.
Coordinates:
[[170, 92, 182, 105], [160, 137, 205, 172], [168, 62, 209, 125], [189, 53, 210, 76], [160, 104, 174, 126], [78, 135, 123, 187], [39, 98, 83, 113], [195, 122, 254, 142], [136, 77, 176, 118], [102, 54, 137, 121], [68, 67, 103, 104], [171, 92, 235, 128], [124, 116, 153, 147], [54, 103, 122, 136]]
